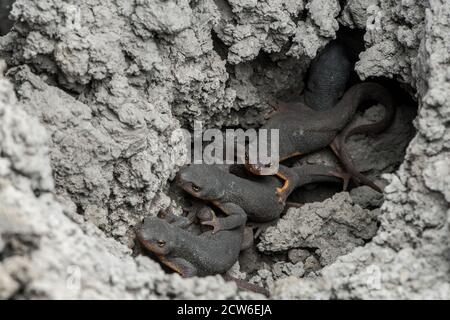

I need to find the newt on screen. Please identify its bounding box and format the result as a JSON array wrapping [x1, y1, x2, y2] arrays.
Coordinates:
[[176, 163, 346, 227], [136, 205, 269, 296], [302, 41, 352, 111], [330, 100, 397, 191], [245, 82, 395, 195]]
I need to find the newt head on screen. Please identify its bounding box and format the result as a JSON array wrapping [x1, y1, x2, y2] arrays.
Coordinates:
[[176, 164, 225, 201], [137, 217, 176, 256]]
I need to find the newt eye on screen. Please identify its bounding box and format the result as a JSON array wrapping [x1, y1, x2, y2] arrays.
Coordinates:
[[157, 240, 166, 247], [191, 184, 201, 192]]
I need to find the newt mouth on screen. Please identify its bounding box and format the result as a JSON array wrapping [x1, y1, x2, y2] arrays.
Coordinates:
[[136, 232, 164, 256], [177, 181, 200, 198]]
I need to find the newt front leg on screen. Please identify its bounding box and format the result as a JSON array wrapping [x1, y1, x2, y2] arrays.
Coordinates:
[[200, 203, 247, 234]]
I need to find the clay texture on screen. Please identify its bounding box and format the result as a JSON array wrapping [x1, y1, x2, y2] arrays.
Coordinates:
[[1, 0, 449, 299]]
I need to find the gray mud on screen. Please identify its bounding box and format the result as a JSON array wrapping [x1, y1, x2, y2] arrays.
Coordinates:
[[0, 0, 448, 299]]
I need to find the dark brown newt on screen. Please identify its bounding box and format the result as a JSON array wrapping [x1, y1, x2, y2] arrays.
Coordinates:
[[245, 82, 395, 196], [136, 206, 269, 296], [176, 163, 346, 227]]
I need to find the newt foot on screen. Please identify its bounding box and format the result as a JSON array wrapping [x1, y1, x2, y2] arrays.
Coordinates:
[[275, 187, 289, 204], [330, 170, 352, 191], [200, 212, 222, 234]]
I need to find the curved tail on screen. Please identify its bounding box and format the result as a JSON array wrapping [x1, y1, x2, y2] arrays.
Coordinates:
[[274, 164, 345, 203], [322, 82, 395, 131], [332, 86, 396, 192], [290, 164, 346, 188], [222, 274, 270, 297]]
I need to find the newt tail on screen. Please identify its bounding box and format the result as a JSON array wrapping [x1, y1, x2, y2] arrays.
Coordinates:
[[331, 86, 396, 192], [223, 274, 270, 297]]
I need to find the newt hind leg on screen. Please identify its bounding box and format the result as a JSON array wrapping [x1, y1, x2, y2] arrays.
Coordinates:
[[275, 166, 299, 204], [330, 136, 382, 193], [271, 155, 304, 205], [328, 168, 352, 191]]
